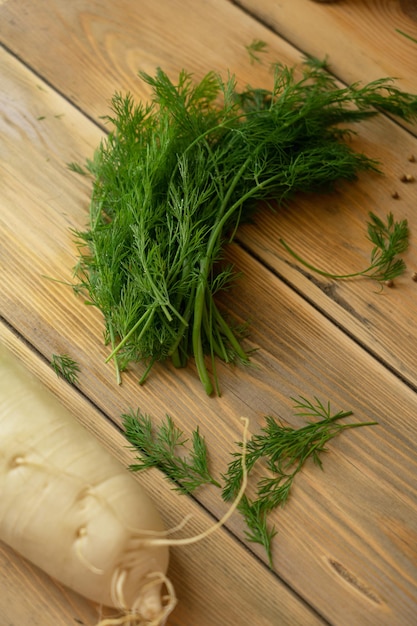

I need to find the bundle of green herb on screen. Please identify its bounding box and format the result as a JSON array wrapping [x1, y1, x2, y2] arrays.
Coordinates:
[[123, 396, 377, 565], [74, 58, 417, 394]]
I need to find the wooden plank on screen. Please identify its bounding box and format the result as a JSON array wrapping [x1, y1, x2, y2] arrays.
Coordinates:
[[2, 0, 417, 387], [235, 0, 417, 97], [0, 0, 306, 120], [0, 540, 111, 626], [1, 47, 417, 625], [0, 322, 325, 626]]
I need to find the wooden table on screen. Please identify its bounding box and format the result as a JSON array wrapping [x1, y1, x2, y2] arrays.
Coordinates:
[[1, 1, 417, 624]]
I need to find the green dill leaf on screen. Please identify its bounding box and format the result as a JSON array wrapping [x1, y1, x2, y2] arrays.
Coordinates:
[[366, 211, 409, 281], [280, 211, 409, 285], [123, 411, 221, 493], [222, 396, 377, 562], [238, 496, 277, 567], [67, 161, 88, 175], [245, 39, 269, 64], [50, 354, 80, 384]]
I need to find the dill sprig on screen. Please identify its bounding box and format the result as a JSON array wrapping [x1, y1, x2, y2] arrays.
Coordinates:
[[124, 397, 377, 566], [237, 496, 278, 566], [123, 411, 221, 494], [280, 212, 409, 284], [245, 39, 269, 64], [67, 161, 88, 176], [50, 353, 80, 384], [222, 396, 378, 565], [73, 58, 417, 394]]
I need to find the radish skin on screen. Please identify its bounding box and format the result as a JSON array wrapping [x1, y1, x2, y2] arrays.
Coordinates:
[[0, 343, 173, 624]]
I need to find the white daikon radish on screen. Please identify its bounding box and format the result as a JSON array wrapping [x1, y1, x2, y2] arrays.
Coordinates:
[[0, 342, 174, 625]]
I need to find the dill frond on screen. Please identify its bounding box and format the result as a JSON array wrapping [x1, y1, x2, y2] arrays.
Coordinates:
[[221, 396, 377, 564], [67, 162, 88, 175], [245, 39, 269, 64], [51, 353, 80, 384], [280, 211, 409, 284], [123, 411, 221, 493]]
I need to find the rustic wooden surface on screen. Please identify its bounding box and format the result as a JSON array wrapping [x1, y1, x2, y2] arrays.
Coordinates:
[[1, 1, 417, 624]]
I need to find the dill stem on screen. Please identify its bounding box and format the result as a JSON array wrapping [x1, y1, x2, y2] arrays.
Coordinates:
[[211, 303, 249, 363], [396, 29, 417, 45], [191, 154, 255, 394], [205, 156, 253, 262], [105, 307, 156, 364], [280, 238, 379, 279], [202, 298, 227, 361], [142, 264, 189, 325], [170, 347, 183, 369], [192, 167, 287, 393], [138, 356, 157, 385], [337, 420, 378, 429], [204, 298, 221, 397], [192, 257, 214, 396], [208, 168, 288, 266], [108, 323, 122, 385], [167, 282, 196, 360]]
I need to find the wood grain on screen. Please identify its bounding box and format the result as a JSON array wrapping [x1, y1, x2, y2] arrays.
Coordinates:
[[1, 46, 417, 624], [1, 1, 417, 624], [0, 322, 324, 626], [234, 0, 417, 100], [0, 0, 305, 121], [0, 540, 110, 626]]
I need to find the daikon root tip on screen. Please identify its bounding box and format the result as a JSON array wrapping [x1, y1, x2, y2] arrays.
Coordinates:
[[98, 571, 176, 626]]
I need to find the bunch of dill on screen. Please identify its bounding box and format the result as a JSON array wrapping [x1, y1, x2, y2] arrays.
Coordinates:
[[123, 396, 377, 566], [74, 58, 417, 394]]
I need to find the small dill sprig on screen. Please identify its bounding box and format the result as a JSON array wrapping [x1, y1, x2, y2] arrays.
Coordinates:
[[123, 411, 221, 494], [280, 212, 409, 285], [67, 161, 88, 175], [238, 496, 277, 568], [221, 396, 378, 565], [50, 353, 80, 384], [245, 39, 268, 64]]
